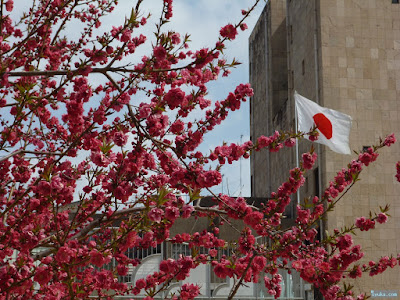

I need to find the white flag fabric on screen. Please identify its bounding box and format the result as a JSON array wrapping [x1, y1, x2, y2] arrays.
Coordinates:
[[294, 91, 352, 155]]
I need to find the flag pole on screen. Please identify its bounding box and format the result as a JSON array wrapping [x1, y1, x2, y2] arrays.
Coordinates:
[[294, 92, 300, 206]]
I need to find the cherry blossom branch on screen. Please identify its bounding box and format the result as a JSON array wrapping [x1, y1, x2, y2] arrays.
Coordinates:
[[5, 0, 261, 80], [227, 252, 256, 300], [0, 149, 63, 162], [33, 203, 226, 261]]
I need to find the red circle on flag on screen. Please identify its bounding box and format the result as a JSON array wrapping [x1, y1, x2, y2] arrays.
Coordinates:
[[313, 113, 332, 139]]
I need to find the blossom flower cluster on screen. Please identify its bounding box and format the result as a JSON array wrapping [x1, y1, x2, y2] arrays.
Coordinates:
[[0, 0, 398, 299]]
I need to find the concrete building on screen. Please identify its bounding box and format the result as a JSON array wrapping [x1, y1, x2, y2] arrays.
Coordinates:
[[249, 0, 400, 297]]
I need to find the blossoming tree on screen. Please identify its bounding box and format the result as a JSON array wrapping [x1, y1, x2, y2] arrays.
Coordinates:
[[0, 0, 399, 299]]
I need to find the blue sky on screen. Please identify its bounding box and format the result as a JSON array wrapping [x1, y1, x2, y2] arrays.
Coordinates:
[[11, 1, 266, 197], [158, 1, 265, 197], [108, 0, 266, 197]]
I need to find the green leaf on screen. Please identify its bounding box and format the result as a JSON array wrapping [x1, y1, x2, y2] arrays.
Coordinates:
[[128, 8, 137, 24], [100, 139, 114, 154], [157, 187, 170, 205], [351, 172, 359, 182], [188, 188, 202, 202]]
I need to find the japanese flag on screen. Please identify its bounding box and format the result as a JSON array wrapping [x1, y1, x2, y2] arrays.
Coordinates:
[[295, 91, 352, 155]]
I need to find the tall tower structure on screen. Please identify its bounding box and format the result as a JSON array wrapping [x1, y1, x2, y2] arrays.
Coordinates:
[[249, 0, 400, 296]]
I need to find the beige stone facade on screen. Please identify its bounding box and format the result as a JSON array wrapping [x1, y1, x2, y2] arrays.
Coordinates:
[[250, 0, 400, 296]]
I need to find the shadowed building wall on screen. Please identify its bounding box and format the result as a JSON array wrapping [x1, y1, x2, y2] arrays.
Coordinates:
[[250, 0, 400, 296]]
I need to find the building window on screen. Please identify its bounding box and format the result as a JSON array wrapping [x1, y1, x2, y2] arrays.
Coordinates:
[[302, 59, 305, 75], [304, 175, 309, 194], [250, 175, 253, 195], [290, 70, 294, 90], [314, 167, 319, 196], [362, 146, 371, 152], [249, 98, 252, 115], [393, 0, 399, 4]]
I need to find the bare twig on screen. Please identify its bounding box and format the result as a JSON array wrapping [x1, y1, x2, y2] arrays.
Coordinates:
[[0, 149, 63, 162], [227, 253, 256, 300]]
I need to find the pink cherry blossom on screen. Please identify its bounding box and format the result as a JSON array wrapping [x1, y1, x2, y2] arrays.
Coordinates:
[[0, 1, 397, 299], [220, 24, 238, 40]]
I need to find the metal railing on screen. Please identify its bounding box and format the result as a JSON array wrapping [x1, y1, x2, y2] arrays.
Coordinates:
[[94, 237, 306, 299]]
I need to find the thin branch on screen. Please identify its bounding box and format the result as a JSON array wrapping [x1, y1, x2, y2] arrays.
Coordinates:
[[0, 149, 63, 162], [2, 183, 15, 223], [0, 149, 23, 162], [227, 253, 256, 300], [32, 201, 228, 261]]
